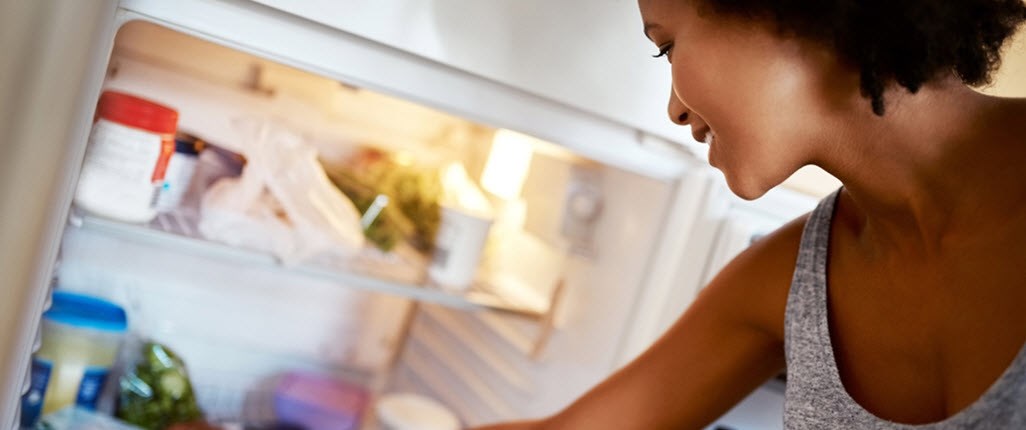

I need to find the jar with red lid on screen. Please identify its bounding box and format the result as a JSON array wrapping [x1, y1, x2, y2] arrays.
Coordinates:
[[74, 91, 178, 223]]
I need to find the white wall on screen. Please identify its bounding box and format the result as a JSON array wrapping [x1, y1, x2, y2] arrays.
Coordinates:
[[979, 27, 1026, 97]]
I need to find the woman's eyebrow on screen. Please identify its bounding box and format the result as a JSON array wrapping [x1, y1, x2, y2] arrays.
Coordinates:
[[643, 22, 662, 41]]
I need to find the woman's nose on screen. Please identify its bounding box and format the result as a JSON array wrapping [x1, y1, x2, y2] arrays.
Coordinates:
[[668, 86, 689, 126]]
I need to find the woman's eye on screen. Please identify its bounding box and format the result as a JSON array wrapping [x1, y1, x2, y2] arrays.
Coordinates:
[[652, 43, 673, 63]]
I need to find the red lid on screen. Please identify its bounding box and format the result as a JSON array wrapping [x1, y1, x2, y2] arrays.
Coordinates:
[[96, 91, 178, 134]]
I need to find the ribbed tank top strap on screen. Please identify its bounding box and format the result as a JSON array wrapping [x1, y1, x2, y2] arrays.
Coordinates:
[[783, 189, 843, 419], [784, 188, 840, 360]]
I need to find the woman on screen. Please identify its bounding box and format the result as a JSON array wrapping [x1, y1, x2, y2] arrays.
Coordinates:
[[479, 0, 1026, 428]]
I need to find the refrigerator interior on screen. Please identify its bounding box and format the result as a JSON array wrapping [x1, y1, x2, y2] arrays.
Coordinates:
[[47, 20, 687, 426]]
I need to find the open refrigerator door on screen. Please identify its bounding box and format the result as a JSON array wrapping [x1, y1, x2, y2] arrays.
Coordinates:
[[0, 0, 122, 426], [2, 3, 720, 428]]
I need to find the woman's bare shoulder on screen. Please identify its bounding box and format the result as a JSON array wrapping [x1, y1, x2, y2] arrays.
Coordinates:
[[701, 212, 811, 341]]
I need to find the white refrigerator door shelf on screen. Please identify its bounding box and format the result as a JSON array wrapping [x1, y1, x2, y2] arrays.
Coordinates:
[[71, 211, 550, 317]]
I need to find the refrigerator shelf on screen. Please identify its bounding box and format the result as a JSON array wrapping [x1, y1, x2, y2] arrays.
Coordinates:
[[70, 211, 550, 319]]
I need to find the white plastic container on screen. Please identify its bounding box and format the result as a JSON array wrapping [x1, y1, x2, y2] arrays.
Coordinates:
[[20, 291, 127, 427], [428, 205, 493, 291], [74, 91, 178, 223], [376, 393, 460, 430]]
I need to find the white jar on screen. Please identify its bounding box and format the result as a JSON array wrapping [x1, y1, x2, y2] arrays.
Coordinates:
[[428, 205, 493, 290], [74, 91, 178, 223]]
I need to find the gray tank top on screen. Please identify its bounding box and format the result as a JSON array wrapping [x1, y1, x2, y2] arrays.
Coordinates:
[[783, 189, 1026, 429]]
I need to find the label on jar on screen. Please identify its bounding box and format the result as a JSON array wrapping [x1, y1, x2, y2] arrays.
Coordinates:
[[428, 208, 491, 289], [75, 119, 175, 222], [429, 217, 458, 270], [75, 366, 109, 410], [20, 359, 51, 427], [21, 358, 112, 425]]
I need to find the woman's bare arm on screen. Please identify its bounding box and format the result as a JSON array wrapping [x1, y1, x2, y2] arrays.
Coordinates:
[[475, 216, 807, 430]]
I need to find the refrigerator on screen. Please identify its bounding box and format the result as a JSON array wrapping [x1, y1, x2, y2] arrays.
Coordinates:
[[0, 1, 823, 428]]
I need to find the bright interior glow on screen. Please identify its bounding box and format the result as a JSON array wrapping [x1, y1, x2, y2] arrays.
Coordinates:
[[481, 129, 534, 200], [441, 162, 493, 217]]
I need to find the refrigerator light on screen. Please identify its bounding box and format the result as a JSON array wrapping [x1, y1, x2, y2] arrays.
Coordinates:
[[481, 129, 534, 201]]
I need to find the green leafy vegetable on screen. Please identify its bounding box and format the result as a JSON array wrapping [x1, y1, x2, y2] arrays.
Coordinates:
[[116, 342, 203, 429], [326, 149, 442, 253]]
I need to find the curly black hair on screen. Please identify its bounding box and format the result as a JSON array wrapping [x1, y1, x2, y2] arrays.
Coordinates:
[[699, 0, 1026, 115]]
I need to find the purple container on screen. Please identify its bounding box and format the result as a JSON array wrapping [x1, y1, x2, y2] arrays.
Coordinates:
[[273, 372, 369, 430]]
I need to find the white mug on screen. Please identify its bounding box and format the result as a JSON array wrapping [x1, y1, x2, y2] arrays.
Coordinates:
[[428, 205, 493, 291]]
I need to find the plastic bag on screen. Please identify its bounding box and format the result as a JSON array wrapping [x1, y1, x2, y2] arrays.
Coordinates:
[[198, 118, 365, 265], [115, 342, 203, 430]]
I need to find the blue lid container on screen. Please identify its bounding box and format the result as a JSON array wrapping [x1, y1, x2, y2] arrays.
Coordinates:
[[43, 291, 127, 333]]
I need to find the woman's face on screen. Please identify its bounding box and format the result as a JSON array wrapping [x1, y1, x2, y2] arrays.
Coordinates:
[[639, 0, 852, 199]]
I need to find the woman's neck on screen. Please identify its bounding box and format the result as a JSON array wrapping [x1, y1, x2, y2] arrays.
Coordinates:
[[815, 78, 1026, 256]]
